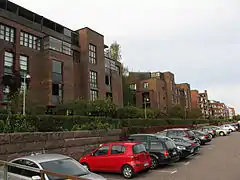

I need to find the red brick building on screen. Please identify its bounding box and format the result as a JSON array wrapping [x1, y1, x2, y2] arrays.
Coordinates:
[[176, 83, 192, 111], [190, 90, 200, 109], [0, 0, 123, 107]]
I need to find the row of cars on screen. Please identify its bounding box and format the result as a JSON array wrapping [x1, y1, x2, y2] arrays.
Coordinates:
[[1, 123, 238, 180]]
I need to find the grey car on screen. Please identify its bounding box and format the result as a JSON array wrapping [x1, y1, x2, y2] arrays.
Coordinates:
[[4, 153, 106, 180]]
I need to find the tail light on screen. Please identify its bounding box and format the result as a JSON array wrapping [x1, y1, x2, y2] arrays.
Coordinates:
[[204, 135, 208, 139], [212, 130, 214, 133], [164, 150, 169, 157], [191, 143, 196, 146]]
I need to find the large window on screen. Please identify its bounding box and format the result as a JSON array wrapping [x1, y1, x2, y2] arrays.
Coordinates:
[[52, 60, 63, 104], [20, 31, 41, 50], [47, 37, 72, 56], [19, 55, 28, 76], [89, 71, 97, 89], [0, 24, 15, 43], [90, 89, 98, 101], [89, 44, 96, 64], [4, 51, 13, 75]]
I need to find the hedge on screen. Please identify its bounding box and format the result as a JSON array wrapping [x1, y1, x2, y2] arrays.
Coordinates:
[[0, 114, 225, 133]]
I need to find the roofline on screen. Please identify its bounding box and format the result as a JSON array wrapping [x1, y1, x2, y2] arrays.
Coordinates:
[[77, 27, 104, 37]]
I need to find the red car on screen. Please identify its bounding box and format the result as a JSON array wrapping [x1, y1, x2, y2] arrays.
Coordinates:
[[80, 142, 152, 179]]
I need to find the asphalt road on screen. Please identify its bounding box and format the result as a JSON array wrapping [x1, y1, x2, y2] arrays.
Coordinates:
[[100, 132, 240, 180]]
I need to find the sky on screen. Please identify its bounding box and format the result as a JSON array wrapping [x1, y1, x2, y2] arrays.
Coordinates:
[[11, 0, 240, 113]]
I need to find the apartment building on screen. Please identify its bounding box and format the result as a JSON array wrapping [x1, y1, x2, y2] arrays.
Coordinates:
[[198, 90, 210, 119], [0, 0, 123, 107], [228, 107, 235, 119], [209, 100, 229, 119], [176, 83, 191, 111], [190, 90, 200, 109], [127, 71, 179, 112]]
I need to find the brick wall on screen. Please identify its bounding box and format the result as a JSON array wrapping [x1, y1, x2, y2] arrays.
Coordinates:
[[0, 129, 121, 161]]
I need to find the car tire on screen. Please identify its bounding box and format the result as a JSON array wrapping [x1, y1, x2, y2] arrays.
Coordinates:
[[143, 167, 151, 172], [122, 165, 134, 179], [219, 132, 224, 136], [230, 129, 233, 132], [150, 156, 158, 170], [208, 134, 213, 139], [81, 163, 90, 171]]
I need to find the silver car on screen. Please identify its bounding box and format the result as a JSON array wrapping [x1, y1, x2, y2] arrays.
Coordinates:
[[4, 153, 106, 180]]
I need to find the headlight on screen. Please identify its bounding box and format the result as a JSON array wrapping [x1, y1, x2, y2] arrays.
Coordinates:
[[177, 146, 186, 150]]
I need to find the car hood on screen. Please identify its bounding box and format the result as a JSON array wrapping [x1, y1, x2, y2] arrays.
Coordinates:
[[81, 172, 107, 180]]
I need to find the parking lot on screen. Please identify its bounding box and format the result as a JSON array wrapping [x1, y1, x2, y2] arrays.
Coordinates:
[[100, 132, 240, 180]]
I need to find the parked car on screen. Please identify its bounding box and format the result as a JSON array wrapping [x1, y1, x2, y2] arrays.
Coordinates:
[[80, 142, 152, 179], [192, 130, 212, 145], [127, 134, 180, 169], [160, 128, 200, 144], [220, 124, 236, 132], [167, 136, 198, 159], [230, 123, 239, 131], [5, 154, 106, 180], [214, 127, 230, 136], [197, 126, 216, 138]]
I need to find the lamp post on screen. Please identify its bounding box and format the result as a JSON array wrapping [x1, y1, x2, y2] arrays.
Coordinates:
[[144, 98, 150, 119], [23, 73, 31, 116]]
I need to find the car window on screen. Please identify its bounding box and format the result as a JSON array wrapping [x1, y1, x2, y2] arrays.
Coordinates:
[[128, 135, 145, 142], [40, 158, 89, 180], [176, 130, 184, 136], [186, 130, 195, 136], [9, 159, 40, 177], [94, 145, 109, 156], [111, 145, 126, 154], [132, 144, 146, 154], [165, 140, 176, 149], [150, 140, 164, 151], [157, 131, 167, 136], [167, 130, 177, 136]]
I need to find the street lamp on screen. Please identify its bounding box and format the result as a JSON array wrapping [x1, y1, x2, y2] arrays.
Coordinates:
[[23, 73, 31, 116], [144, 98, 150, 119]]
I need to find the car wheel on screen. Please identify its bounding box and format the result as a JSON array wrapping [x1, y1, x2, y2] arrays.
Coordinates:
[[150, 156, 158, 169], [81, 163, 90, 171], [208, 134, 212, 139], [122, 165, 134, 179], [230, 129, 233, 132], [219, 132, 224, 136]]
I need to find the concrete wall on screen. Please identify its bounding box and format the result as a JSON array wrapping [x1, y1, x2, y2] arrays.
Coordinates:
[[0, 129, 121, 161]]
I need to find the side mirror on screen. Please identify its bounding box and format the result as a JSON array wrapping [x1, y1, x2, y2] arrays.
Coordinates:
[[32, 176, 41, 180]]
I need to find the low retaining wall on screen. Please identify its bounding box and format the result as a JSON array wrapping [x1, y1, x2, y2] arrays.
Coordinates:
[[0, 129, 121, 161]]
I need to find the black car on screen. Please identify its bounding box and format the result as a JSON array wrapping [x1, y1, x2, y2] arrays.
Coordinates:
[[158, 128, 201, 144], [168, 137, 195, 159], [128, 134, 180, 169], [192, 130, 212, 145]]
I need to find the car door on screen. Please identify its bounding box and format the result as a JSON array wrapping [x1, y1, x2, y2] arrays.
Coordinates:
[[87, 145, 110, 171], [107, 144, 127, 172]]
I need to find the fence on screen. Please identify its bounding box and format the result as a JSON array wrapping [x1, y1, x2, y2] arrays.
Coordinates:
[[0, 160, 86, 180]]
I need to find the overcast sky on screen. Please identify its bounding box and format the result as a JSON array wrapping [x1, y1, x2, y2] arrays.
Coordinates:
[[12, 0, 240, 113]]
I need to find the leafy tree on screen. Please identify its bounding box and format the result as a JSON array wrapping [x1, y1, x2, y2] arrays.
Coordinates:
[[109, 41, 122, 61], [169, 105, 185, 119], [188, 108, 202, 119]]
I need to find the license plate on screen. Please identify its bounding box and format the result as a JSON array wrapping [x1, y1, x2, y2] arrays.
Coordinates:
[[173, 151, 177, 155], [190, 149, 194, 153], [144, 162, 149, 166]]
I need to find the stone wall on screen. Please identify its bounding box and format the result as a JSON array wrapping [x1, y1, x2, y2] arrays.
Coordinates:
[[0, 129, 121, 161]]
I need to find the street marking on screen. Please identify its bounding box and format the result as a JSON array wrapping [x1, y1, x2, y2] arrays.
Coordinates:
[[208, 147, 213, 150], [184, 162, 190, 165], [171, 170, 178, 174]]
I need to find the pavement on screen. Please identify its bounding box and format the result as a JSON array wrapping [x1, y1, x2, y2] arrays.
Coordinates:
[[100, 132, 240, 180]]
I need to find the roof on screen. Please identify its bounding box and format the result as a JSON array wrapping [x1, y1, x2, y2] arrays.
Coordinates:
[[165, 128, 189, 131], [130, 134, 156, 137], [15, 154, 70, 164]]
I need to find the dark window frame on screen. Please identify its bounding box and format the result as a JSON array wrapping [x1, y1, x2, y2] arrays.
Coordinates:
[[89, 44, 96, 64], [89, 71, 97, 89], [20, 31, 41, 50], [111, 145, 126, 155], [0, 23, 15, 43]]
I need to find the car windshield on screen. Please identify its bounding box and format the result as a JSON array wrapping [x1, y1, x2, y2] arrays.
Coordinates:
[[164, 140, 176, 149], [194, 131, 206, 136], [40, 158, 89, 180], [132, 143, 147, 154]]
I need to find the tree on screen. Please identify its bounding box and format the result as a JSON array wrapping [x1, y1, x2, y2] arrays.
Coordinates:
[[188, 108, 202, 119], [109, 41, 122, 61], [169, 105, 185, 119]]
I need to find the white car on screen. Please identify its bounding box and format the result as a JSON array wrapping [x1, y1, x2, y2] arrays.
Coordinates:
[[220, 124, 236, 132]]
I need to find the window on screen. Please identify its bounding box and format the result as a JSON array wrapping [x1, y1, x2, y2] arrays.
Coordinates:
[[0, 24, 15, 43], [132, 144, 146, 154], [62, 41, 72, 55], [165, 140, 176, 149], [20, 31, 41, 50], [90, 89, 98, 101], [19, 55, 28, 76], [150, 141, 164, 151], [52, 60, 63, 104], [143, 82, 149, 88], [89, 71, 97, 88], [94, 145, 109, 156], [52, 60, 63, 83], [129, 84, 136, 90], [89, 44, 96, 64], [4, 51, 13, 75], [111, 145, 126, 154], [49, 36, 62, 52]]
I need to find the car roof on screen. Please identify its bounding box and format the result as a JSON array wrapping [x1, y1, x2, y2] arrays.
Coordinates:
[[130, 134, 157, 137], [110, 142, 139, 146], [12, 154, 71, 164], [165, 128, 189, 131]]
